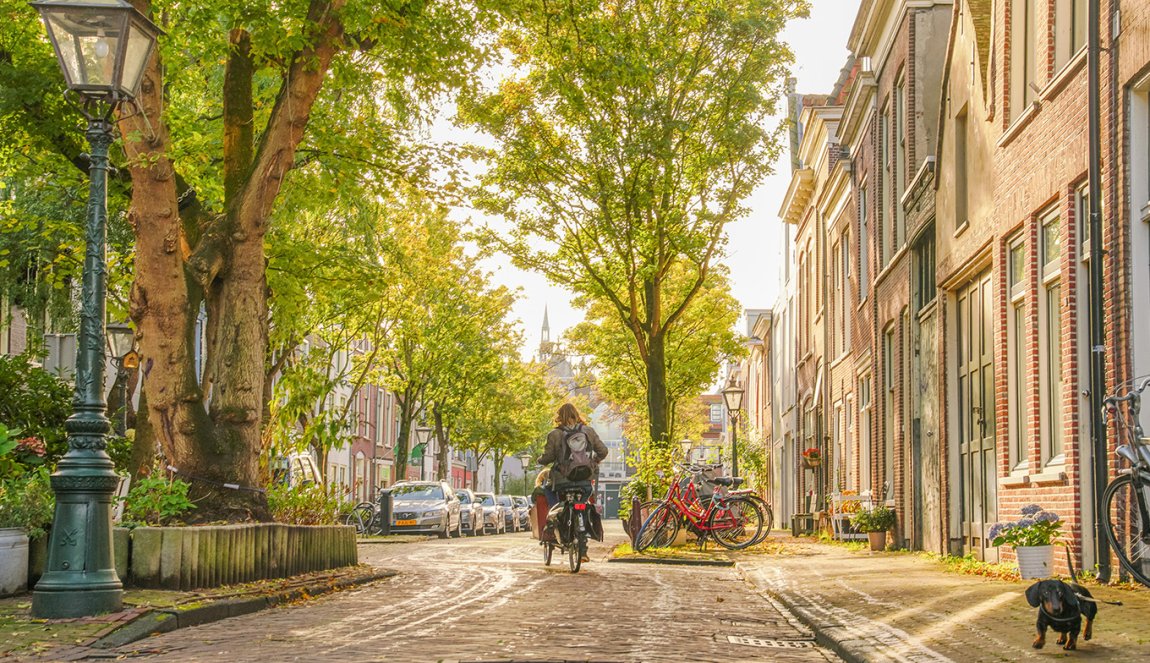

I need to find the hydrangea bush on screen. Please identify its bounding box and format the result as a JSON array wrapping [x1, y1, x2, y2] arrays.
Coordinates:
[[989, 504, 1062, 547]]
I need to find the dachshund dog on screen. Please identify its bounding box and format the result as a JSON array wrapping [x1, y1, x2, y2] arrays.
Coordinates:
[[1025, 578, 1097, 650]]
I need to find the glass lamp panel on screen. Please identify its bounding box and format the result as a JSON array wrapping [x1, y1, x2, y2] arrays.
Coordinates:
[[106, 323, 133, 358], [76, 29, 122, 90], [119, 22, 154, 96]]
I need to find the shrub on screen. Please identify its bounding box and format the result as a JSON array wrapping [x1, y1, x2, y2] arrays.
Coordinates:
[[0, 354, 71, 464], [266, 482, 348, 525], [850, 505, 897, 533], [121, 474, 196, 526], [0, 467, 55, 539]]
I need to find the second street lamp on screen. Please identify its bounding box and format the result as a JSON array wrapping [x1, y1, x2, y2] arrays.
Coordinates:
[[722, 379, 745, 478], [30, 0, 162, 619]]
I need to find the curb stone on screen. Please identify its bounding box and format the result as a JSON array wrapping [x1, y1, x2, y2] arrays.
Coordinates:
[[608, 556, 734, 567], [87, 569, 398, 650]]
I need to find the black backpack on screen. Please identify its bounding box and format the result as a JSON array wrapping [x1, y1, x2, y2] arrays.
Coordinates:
[[557, 425, 595, 482]]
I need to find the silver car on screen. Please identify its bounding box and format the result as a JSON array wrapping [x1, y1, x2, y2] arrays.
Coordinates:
[[455, 488, 485, 536], [390, 481, 462, 539], [512, 495, 531, 531], [475, 492, 506, 534], [496, 494, 519, 532]]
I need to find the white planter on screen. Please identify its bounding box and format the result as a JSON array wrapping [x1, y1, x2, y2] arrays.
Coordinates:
[[1016, 545, 1054, 579], [0, 527, 29, 596]]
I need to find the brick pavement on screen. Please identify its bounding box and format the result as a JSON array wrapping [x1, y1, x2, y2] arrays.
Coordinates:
[[738, 537, 1150, 662], [98, 523, 839, 662]]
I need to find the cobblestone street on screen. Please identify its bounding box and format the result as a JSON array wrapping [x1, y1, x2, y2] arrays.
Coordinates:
[[104, 525, 839, 662]]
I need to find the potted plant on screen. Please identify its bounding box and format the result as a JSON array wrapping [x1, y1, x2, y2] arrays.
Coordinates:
[[0, 468, 55, 596], [989, 504, 1062, 579], [850, 504, 896, 551], [801, 447, 822, 469]]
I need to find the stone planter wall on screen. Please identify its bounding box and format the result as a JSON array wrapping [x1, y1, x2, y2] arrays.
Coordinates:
[[127, 524, 356, 590]]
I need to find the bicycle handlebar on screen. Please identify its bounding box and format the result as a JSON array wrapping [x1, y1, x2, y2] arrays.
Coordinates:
[[1104, 377, 1150, 406]]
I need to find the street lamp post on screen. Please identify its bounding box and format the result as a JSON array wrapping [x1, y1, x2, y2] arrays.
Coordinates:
[[413, 426, 432, 482], [501, 472, 510, 493], [105, 322, 135, 435], [518, 453, 532, 494], [722, 380, 745, 479], [30, 0, 161, 619]]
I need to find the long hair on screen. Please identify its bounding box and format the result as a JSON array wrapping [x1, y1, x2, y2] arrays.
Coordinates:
[[555, 403, 585, 428]]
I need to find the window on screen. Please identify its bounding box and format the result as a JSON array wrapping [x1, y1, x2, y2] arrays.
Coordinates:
[[913, 230, 936, 312], [859, 375, 873, 491], [883, 329, 896, 487], [858, 184, 869, 300], [1040, 212, 1064, 462], [880, 109, 892, 267], [1055, 0, 1087, 70], [845, 395, 855, 490], [841, 228, 851, 351], [831, 240, 840, 357], [1008, 237, 1028, 469], [955, 106, 969, 228], [1010, 0, 1038, 122], [895, 79, 907, 251], [710, 403, 723, 423]]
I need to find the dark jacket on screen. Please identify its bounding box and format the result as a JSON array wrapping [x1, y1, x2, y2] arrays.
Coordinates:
[[538, 424, 609, 481]]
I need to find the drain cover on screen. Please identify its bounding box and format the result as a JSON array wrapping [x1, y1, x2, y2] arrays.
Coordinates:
[[726, 635, 817, 649]]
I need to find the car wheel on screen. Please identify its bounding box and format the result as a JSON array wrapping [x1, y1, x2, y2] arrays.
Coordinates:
[[456, 518, 462, 538], [438, 516, 450, 539]]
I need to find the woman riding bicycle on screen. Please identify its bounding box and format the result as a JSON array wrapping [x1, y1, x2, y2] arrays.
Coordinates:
[[538, 403, 608, 562]]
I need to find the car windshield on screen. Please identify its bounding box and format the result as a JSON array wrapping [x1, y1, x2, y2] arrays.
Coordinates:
[[514, 497, 527, 506], [497, 496, 512, 506], [479, 494, 495, 506], [455, 492, 471, 504], [391, 484, 443, 500]]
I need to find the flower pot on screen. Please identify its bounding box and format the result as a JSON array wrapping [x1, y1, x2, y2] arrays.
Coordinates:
[[1016, 545, 1054, 579], [803, 458, 821, 469], [867, 530, 887, 552], [0, 527, 29, 597]]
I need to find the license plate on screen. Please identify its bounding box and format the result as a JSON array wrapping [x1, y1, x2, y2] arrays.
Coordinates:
[[396, 519, 417, 526]]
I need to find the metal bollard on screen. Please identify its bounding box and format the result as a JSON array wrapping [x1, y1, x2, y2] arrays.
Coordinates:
[[377, 489, 392, 536], [627, 496, 643, 547]]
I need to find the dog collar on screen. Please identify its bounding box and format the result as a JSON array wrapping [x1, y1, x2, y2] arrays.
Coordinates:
[[1039, 605, 1079, 623]]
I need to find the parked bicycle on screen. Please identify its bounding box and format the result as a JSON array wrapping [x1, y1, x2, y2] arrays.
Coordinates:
[[1102, 377, 1150, 587], [634, 463, 766, 551], [344, 498, 385, 535]]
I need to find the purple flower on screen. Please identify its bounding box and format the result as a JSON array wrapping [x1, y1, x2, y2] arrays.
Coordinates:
[[1020, 504, 1042, 516], [988, 523, 1004, 540], [1017, 517, 1037, 529], [1035, 511, 1060, 523]]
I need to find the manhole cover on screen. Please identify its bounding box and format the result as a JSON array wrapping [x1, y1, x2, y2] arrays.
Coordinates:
[[725, 635, 817, 649]]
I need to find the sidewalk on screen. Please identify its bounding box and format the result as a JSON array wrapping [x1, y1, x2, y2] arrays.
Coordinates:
[[0, 565, 394, 661], [738, 536, 1150, 662]]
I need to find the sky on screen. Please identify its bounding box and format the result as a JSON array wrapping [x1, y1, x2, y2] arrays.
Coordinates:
[[456, 2, 862, 358]]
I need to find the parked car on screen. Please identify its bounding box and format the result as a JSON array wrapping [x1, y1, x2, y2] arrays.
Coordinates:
[[389, 481, 462, 539], [512, 495, 531, 531], [496, 494, 519, 532], [455, 488, 485, 536], [475, 492, 506, 534]]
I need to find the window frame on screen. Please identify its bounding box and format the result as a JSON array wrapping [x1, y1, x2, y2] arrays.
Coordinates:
[[1007, 235, 1029, 470], [1038, 209, 1065, 465]]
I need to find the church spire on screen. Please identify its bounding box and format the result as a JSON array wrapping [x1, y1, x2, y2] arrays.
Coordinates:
[[541, 305, 550, 343]]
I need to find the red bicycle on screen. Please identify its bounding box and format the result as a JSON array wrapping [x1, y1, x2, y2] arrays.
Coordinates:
[[634, 463, 765, 551]]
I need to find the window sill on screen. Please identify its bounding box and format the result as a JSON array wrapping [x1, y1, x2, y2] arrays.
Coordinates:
[[998, 101, 1041, 149], [1031, 469, 1068, 485], [953, 220, 970, 238], [999, 474, 1030, 488], [1041, 49, 1087, 103]]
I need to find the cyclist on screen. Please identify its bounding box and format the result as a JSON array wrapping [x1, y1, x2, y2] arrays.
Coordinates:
[[538, 403, 608, 561]]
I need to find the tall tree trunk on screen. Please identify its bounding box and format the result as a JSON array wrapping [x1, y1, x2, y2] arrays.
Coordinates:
[[646, 332, 669, 446], [396, 395, 412, 481], [434, 405, 450, 482], [120, 0, 346, 522]]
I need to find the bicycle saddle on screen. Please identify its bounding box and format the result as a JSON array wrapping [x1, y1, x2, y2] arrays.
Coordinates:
[[709, 477, 744, 487]]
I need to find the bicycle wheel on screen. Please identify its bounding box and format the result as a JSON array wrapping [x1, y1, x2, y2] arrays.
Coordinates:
[[569, 541, 581, 573], [1103, 474, 1150, 587], [742, 495, 774, 545], [708, 497, 765, 550], [344, 503, 375, 535], [635, 502, 680, 551], [543, 542, 553, 566]]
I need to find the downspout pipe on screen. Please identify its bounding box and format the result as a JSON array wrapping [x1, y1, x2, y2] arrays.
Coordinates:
[[1087, 0, 1111, 583]]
